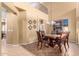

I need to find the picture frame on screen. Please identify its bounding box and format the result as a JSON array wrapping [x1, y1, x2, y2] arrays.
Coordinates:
[[33, 20, 36, 24], [28, 20, 32, 24], [28, 25, 32, 30], [33, 25, 36, 29]]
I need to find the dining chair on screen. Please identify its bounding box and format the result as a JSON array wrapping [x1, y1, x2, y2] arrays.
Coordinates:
[[36, 31, 49, 49], [60, 32, 70, 51], [66, 32, 70, 48], [36, 31, 43, 49]]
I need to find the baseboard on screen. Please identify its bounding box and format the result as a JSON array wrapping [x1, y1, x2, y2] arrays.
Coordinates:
[[7, 44, 19, 46], [69, 40, 76, 43], [18, 41, 37, 45]]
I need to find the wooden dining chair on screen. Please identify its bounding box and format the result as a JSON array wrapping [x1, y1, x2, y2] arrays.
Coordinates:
[[66, 32, 69, 48], [36, 31, 49, 49], [60, 32, 70, 51], [36, 31, 43, 49]]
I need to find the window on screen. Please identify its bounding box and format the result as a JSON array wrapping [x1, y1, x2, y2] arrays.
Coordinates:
[[63, 19, 68, 26]]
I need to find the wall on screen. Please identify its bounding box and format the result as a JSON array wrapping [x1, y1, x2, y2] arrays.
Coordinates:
[[18, 11, 27, 44], [2, 3, 20, 45], [18, 11, 39, 44], [15, 3, 49, 44], [76, 17, 79, 44], [76, 3, 79, 44], [6, 12, 19, 44], [3, 3, 49, 45], [0, 2, 1, 55], [76, 3, 79, 17], [26, 9, 48, 44], [54, 9, 76, 42], [43, 3, 76, 20]]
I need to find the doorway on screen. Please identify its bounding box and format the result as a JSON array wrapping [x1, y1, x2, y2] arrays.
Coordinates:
[[1, 7, 8, 55]]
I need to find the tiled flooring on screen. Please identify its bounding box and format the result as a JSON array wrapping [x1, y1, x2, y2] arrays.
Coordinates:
[[1, 41, 79, 56]]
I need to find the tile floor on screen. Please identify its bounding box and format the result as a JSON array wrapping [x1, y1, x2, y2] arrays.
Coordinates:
[[1, 41, 79, 56]]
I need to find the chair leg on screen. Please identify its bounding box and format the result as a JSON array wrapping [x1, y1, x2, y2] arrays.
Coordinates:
[[58, 43, 62, 53], [40, 42, 42, 49], [67, 39, 69, 48], [64, 42, 67, 51], [37, 41, 39, 48]]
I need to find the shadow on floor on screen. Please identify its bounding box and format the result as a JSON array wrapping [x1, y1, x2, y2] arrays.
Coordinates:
[[21, 42, 63, 56]]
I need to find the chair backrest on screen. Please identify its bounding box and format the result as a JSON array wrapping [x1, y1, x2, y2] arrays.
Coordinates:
[[36, 31, 40, 38], [40, 31, 45, 38], [36, 31, 42, 41], [66, 32, 70, 40], [60, 32, 70, 41]]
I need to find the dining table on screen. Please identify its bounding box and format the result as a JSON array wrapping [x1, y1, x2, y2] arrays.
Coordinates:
[[44, 34, 62, 52], [45, 34, 61, 39]]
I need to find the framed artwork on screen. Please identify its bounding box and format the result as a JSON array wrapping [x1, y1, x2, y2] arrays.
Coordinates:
[[28, 25, 32, 30], [28, 20, 32, 24], [63, 19, 68, 26], [33, 25, 36, 29], [40, 19, 44, 24], [33, 20, 36, 24]]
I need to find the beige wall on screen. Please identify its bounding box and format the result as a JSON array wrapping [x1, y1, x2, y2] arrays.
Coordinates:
[[18, 11, 26, 44], [2, 3, 49, 45], [43, 2, 76, 19], [26, 9, 48, 44], [54, 9, 76, 42], [76, 3, 79, 17], [17, 4, 49, 44], [76, 3, 79, 44], [52, 3, 76, 19], [0, 2, 1, 55], [76, 17, 79, 44], [2, 3, 20, 45], [6, 12, 19, 44]]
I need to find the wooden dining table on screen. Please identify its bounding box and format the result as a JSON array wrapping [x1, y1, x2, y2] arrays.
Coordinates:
[[44, 34, 62, 52], [45, 34, 61, 39]]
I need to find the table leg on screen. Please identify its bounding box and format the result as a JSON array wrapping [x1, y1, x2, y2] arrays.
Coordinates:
[[58, 43, 62, 53]]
